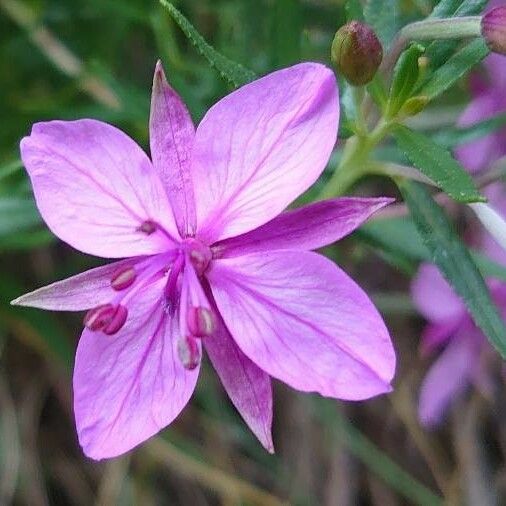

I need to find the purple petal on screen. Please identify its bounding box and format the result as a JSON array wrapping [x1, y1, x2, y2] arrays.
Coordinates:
[[209, 251, 395, 400], [214, 197, 393, 258], [11, 258, 148, 310], [484, 52, 506, 92], [456, 92, 504, 173], [74, 277, 199, 459], [150, 61, 196, 236], [418, 330, 479, 428], [192, 63, 339, 243], [479, 183, 506, 266], [20, 120, 179, 258], [204, 314, 273, 452], [411, 263, 465, 324], [419, 320, 459, 357]]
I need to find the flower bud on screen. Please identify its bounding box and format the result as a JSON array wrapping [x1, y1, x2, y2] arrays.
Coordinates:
[[331, 21, 383, 86], [481, 6, 506, 55]]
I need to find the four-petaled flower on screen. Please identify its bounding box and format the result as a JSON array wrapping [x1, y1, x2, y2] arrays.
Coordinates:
[[14, 61, 395, 459]]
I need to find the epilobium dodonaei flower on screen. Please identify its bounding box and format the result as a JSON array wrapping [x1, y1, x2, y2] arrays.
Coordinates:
[[14, 61, 395, 459]]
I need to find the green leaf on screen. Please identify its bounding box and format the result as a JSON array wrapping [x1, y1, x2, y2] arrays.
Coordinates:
[[159, 0, 256, 88], [417, 39, 489, 101], [387, 43, 425, 118], [429, 0, 488, 19], [399, 180, 506, 359], [433, 112, 506, 148], [359, 215, 506, 282], [426, 0, 488, 68], [392, 125, 484, 203], [364, 0, 399, 48]]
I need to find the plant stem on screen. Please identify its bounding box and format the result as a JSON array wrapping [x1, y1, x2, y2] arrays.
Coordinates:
[[318, 119, 393, 199]]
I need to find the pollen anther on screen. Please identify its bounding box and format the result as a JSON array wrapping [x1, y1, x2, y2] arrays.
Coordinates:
[[111, 266, 137, 291], [177, 336, 201, 370], [83, 304, 128, 335], [187, 306, 216, 337]]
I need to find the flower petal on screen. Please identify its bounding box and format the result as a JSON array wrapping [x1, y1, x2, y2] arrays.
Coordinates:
[[419, 320, 459, 357], [456, 92, 504, 173], [411, 263, 465, 324], [204, 314, 274, 452], [192, 63, 339, 242], [209, 251, 395, 400], [74, 277, 199, 459], [418, 330, 479, 428], [214, 197, 392, 257], [20, 120, 179, 258], [150, 61, 196, 236], [11, 258, 146, 310]]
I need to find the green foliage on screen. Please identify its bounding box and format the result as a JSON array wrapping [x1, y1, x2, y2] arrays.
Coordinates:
[[364, 0, 399, 48], [400, 180, 506, 359], [434, 113, 506, 148], [159, 0, 257, 88], [425, 0, 489, 69], [360, 215, 506, 282], [387, 43, 425, 117], [392, 125, 484, 203], [269, 0, 302, 67], [418, 39, 489, 101]]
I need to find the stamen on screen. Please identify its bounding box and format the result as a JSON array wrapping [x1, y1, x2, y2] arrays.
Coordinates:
[[164, 254, 185, 315], [187, 306, 216, 337], [184, 238, 211, 276], [83, 304, 128, 335], [138, 220, 157, 235], [177, 336, 201, 370], [83, 304, 115, 331], [111, 266, 137, 291], [103, 305, 128, 335]]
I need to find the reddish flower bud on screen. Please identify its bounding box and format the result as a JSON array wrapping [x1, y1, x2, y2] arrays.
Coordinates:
[[482, 6, 506, 55], [111, 266, 137, 291], [187, 306, 216, 337], [177, 336, 201, 370], [331, 21, 383, 86]]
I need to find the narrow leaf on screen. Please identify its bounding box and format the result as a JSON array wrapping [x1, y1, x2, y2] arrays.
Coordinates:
[[400, 180, 506, 359], [392, 125, 484, 203], [433, 113, 506, 148], [426, 0, 488, 68], [159, 0, 256, 88], [359, 215, 506, 282], [418, 39, 489, 101], [387, 44, 425, 117]]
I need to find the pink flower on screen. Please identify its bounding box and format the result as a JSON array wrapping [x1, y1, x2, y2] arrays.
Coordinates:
[[13, 61, 395, 459]]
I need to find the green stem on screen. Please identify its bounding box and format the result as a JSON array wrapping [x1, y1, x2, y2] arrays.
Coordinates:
[[400, 16, 482, 41], [318, 119, 393, 199]]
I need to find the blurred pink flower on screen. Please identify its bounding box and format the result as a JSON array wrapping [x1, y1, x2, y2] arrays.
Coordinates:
[[14, 61, 395, 459], [414, 46, 506, 428]]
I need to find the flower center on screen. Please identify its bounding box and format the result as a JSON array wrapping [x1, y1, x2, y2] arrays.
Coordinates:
[[182, 238, 212, 276]]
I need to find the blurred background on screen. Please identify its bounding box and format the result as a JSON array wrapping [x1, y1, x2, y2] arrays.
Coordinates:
[[0, 0, 504, 504]]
